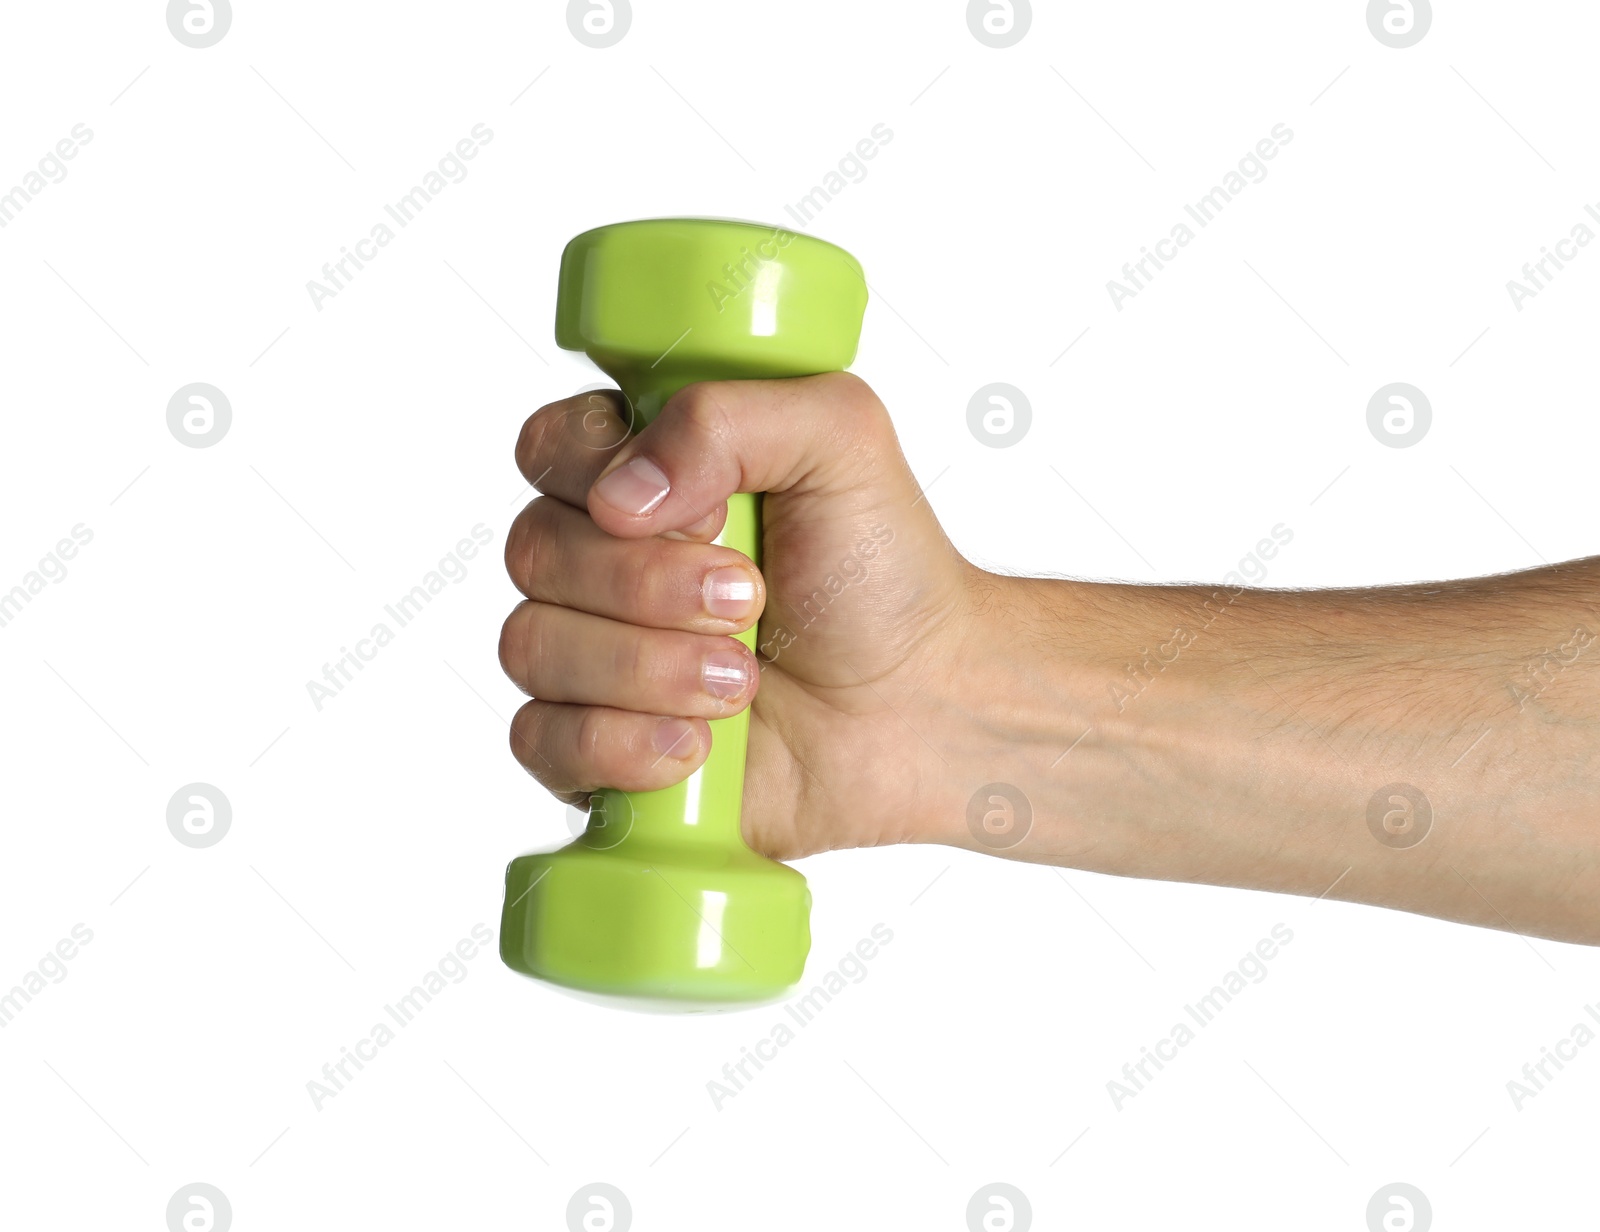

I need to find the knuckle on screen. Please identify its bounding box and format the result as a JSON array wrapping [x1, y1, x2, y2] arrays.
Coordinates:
[[667, 382, 734, 444], [623, 553, 655, 616], [510, 701, 576, 794], [574, 706, 609, 774], [826, 371, 892, 441], [623, 540, 690, 618], [506, 499, 557, 596], [825, 370, 872, 401], [571, 389, 630, 449], [516, 401, 567, 485], [618, 629, 669, 698], [497, 607, 522, 680], [509, 699, 544, 767], [499, 602, 545, 690]]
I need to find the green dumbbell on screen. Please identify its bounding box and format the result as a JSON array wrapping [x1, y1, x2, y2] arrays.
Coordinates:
[[500, 218, 868, 1003]]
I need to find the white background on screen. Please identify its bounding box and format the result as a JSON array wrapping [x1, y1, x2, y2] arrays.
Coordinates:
[[2, 2, 1597, 1229]]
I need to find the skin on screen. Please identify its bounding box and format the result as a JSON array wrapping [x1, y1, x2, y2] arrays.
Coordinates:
[[502, 373, 1600, 945]]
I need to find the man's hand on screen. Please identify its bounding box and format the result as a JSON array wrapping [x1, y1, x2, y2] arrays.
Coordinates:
[[501, 373, 981, 859]]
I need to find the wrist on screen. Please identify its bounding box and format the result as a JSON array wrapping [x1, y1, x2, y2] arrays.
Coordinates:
[[927, 572, 1275, 885], [918, 571, 1117, 858]]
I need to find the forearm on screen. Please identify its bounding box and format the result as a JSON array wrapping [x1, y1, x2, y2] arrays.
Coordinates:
[[935, 559, 1600, 944]]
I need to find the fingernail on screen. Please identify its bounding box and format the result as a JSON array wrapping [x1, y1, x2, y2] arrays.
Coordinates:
[[652, 717, 696, 758], [594, 455, 670, 517], [703, 566, 757, 618], [702, 650, 753, 700]]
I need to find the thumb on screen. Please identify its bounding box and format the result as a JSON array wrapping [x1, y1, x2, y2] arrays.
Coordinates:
[[586, 373, 916, 538]]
